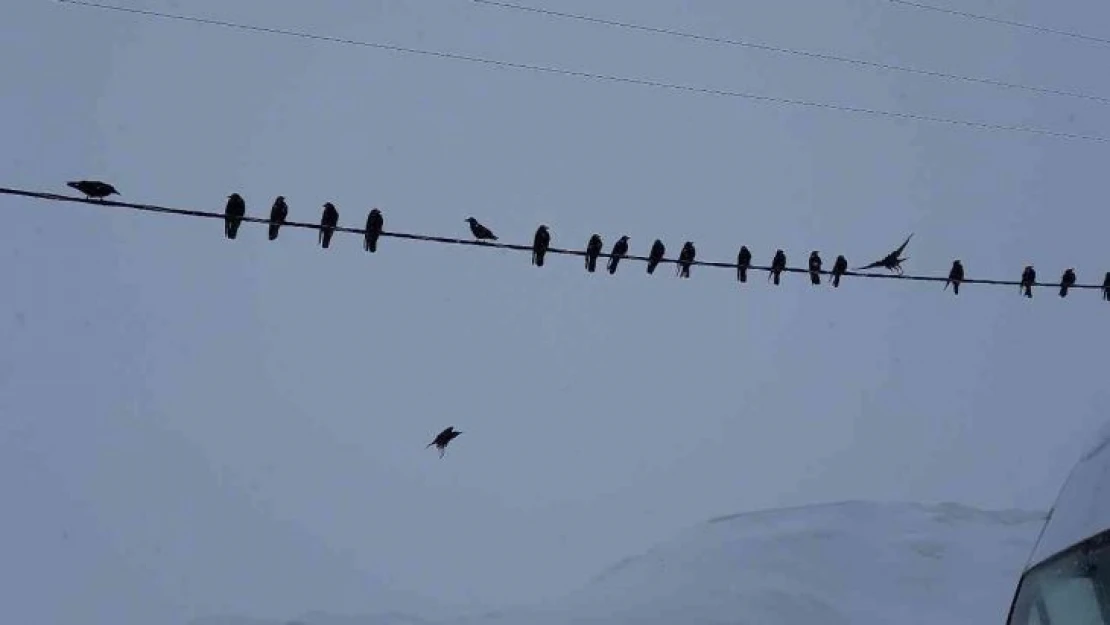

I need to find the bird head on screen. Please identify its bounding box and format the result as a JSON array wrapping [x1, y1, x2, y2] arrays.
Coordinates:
[[371, 208, 381, 215], [618, 235, 629, 242], [276, 195, 285, 201], [465, 217, 477, 224]]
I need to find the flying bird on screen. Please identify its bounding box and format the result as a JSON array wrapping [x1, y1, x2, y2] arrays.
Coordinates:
[[1020, 265, 1036, 298], [426, 426, 462, 459], [268, 196, 288, 241], [365, 208, 384, 252], [585, 234, 603, 273], [831, 255, 848, 288], [607, 235, 629, 274], [532, 225, 550, 267], [224, 193, 246, 240], [677, 241, 696, 278], [465, 217, 497, 241], [647, 239, 665, 275], [857, 233, 913, 275], [1103, 272, 1110, 301], [945, 260, 964, 295], [808, 251, 822, 285], [1060, 268, 1076, 298], [737, 246, 752, 283], [770, 250, 787, 285], [67, 180, 118, 200], [319, 202, 339, 248]]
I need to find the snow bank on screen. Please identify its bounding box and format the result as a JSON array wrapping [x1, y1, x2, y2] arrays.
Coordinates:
[[195, 501, 1046, 625]]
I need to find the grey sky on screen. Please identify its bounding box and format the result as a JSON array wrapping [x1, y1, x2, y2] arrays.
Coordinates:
[[3, 0, 1109, 622]]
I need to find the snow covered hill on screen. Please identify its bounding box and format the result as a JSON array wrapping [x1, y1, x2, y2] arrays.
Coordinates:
[[195, 501, 1047, 625]]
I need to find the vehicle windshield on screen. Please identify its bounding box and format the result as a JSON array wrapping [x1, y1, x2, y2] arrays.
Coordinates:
[[1009, 529, 1110, 624]]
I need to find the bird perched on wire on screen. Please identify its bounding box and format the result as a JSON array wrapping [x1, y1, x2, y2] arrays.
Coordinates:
[[737, 246, 752, 283], [647, 239, 665, 275], [319, 202, 339, 249], [268, 196, 288, 241], [585, 234, 603, 273], [808, 251, 822, 285], [466, 217, 497, 242], [677, 242, 696, 278], [770, 250, 787, 285], [67, 180, 118, 201], [831, 255, 848, 288], [1060, 268, 1076, 298], [365, 208, 384, 252], [945, 260, 964, 295], [224, 193, 246, 240], [532, 225, 550, 267], [607, 235, 629, 275], [857, 233, 913, 275], [426, 426, 462, 459], [1103, 272, 1110, 302], [1021, 265, 1036, 298]]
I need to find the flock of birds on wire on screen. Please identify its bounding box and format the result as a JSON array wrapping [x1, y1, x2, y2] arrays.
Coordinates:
[[63, 179, 1110, 302]]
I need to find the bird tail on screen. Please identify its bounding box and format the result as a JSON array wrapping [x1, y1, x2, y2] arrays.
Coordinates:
[[607, 258, 617, 274], [647, 260, 657, 275], [1060, 286, 1068, 298], [268, 224, 279, 240], [810, 273, 820, 285], [587, 257, 596, 272], [773, 272, 780, 286], [832, 274, 840, 288], [738, 268, 747, 283]]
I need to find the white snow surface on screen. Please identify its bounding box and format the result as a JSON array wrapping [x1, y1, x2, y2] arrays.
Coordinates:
[[195, 501, 1046, 625]]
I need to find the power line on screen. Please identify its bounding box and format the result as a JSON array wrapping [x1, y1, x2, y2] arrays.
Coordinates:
[[887, 0, 1110, 47], [3, 185, 1107, 295], [56, 0, 1110, 145], [473, 0, 1110, 106]]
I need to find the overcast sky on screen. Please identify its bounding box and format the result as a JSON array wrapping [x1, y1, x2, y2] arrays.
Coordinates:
[[4, 0, 1110, 623]]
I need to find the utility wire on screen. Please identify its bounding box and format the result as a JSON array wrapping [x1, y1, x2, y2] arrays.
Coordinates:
[[3, 185, 1105, 292], [56, 0, 1110, 145], [473, 0, 1110, 106], [887, 0, 1110, 47]]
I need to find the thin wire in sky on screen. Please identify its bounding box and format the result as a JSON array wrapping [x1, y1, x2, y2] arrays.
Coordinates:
[[55, 0, 1110, 145], [886, 0, 1110, 47], [473, 0, 1110, 106], [4, 185, 1107, 295]]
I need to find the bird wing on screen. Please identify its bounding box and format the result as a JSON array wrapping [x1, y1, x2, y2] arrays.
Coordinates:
[[892, 233, 913, 256]]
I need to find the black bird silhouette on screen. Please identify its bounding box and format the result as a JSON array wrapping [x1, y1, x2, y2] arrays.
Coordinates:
[[831, 255, 848, 288], [945, 260, 964, 295], [67, 180, 118, 200], [585, 234, 603, 273], [466, 217, 497, 241], [737, 246, 752, 283], [677, 241, 696, 278], [1060, 268, 1076, 298], [857, 233, 913, 274], [1103, 272, 1110, 302], [224, 193, 246, 240], [319, 202, 339, 248], [770, 250, 787, 285], [808, 251, 822, 285], [426, 426, 462, 459], [647, 239, 665, 275], [1021, 265, 1036, 298], [532, 225, 550, 267], [607, 235, 629, 274], [268, 196, 288, 241], [365, 208, 384, 252]]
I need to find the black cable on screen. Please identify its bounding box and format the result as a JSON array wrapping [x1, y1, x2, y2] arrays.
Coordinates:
[[54, 0, 1110, 145], [3, 185, 1104, 292], [887, 0, 1110, 47], [473, 0, 1110, 106]]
